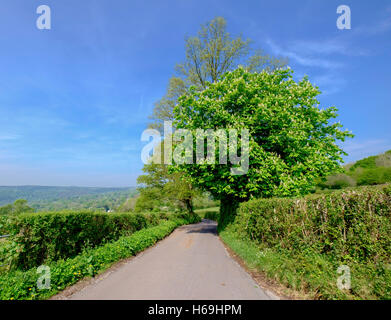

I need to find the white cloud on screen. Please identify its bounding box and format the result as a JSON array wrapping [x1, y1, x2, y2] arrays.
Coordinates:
[[342, 139, 391, 163], [311, 74, 347, 96], [353, 9, 391, 36], [266, 39, 343, 69], [289, 39, 369, 57], [265, 38, 348, 95], [0, 134, 20, 141]]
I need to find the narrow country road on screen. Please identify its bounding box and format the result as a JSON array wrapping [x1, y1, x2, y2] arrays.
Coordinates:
[[62, 220, 278, 300]]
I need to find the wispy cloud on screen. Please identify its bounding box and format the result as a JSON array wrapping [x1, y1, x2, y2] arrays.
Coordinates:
[[265, 38, 348, 95], [266, 39, 344, 69], [353, 7, 391, 36], [342, 139, 391, 163], [265, 4, 391, 71], [0, 134, 20, 141], [289, 39, 369, 57], [311, 74, 347, 96]]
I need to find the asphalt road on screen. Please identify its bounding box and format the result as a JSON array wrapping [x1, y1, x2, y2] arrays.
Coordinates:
[[65, 220, 277, 300]]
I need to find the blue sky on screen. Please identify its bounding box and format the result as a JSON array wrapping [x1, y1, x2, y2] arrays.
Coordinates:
[[0, 0, 390, 187]]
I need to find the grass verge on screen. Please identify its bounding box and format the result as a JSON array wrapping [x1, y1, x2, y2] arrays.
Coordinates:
[[219, 226, 391, 300]]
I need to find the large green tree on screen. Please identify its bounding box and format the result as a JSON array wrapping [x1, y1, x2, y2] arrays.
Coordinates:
[[0, 199, 34, 216], [138, 17, 287, 213], [136, 163, 198, 213], [172, 67, 353, 223]]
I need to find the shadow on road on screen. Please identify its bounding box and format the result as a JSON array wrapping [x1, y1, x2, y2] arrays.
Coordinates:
[[184, 219, 217, 235]]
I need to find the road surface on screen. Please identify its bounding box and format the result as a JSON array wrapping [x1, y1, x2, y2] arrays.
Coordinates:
[[64, 220, 277, 300]]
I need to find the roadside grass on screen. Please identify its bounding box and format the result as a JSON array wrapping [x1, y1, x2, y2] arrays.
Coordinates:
[[0, 216, 198, 300], [219, 223, 391, 300], [218, 184, 391, 300], [219, 227, 316, 299]]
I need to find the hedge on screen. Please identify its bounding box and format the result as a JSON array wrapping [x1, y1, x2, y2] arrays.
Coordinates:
[[232, 184, 391, 264], [0, 215, 11, 235], [204, 210, 220, 221], [194, 207, 220, 221], [9, 211, 162, 270], [222, 184, 391, 299], [0, 215, 198, 300]]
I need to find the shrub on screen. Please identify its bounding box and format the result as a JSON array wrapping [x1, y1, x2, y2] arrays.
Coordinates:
[[220, 227, 391, 299], [319, 173, 356, 190], [170, 212, 202, 224], [0, 215, 11, 234], [193, 194, 219, 210], [9, 211, 162, 270], [349, 155, 378, 171], [233, 184, 391, 263], [355, 167, 391, 186], [0, 218, 192, 300], [194, 207, 219, 220], [221, 184, 391, 299], [375, 151, 391, 167], [204, 211, 219, 221], [0, 199, 34, 216]]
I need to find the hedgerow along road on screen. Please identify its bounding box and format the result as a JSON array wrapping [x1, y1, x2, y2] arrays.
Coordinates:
[[56, 220, 278, 300]]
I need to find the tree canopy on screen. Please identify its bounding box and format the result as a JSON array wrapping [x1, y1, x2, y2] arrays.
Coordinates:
[[136, 163, 199, 213], [140, 16, 288, 214], [0, 199, 35, 215], [172, 67, 353, 212]]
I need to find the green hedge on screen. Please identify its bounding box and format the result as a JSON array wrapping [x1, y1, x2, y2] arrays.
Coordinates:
[[220, 227, 391, 300], [233, 184, 391, 263], [0, 215, 11, 234], [0, 217, 193, 300], [222, 184, 391, 299], [204, 210, 220, 221], [9, 211, 162, 270], [169, 211, 202, 224], [194, 207, 220, 221], [355, 167, 391, 186]]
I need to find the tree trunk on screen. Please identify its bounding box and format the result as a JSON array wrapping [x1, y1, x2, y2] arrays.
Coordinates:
[[180, 198, 194, 214], [185, 198, 194, 214], [219, 195, 239, 230]]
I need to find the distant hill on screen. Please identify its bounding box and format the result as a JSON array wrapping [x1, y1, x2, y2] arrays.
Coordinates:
[[319, 150, 391, 190], [0, 186, 137, 211], [348, 150, 391, 171]]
